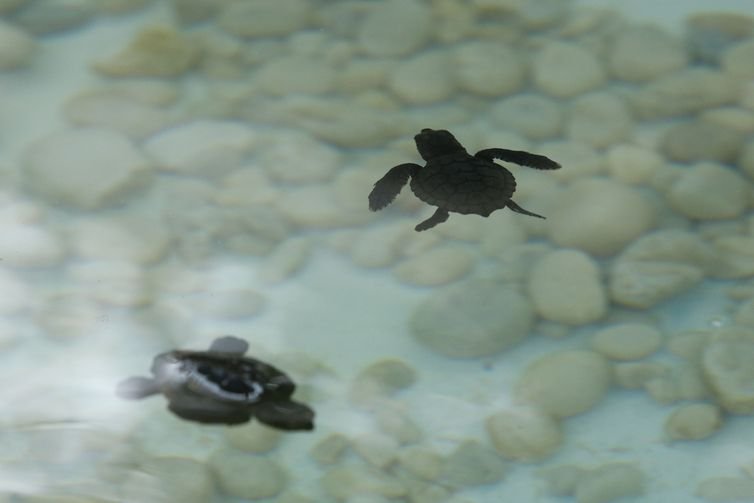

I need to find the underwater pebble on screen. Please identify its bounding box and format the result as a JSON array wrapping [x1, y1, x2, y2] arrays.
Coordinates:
[[606, 144, 663, 185], [575, 462, 645, 503], [350, 358, 417, 405], [667, 162, 750, 220], [538, 464, 586, 497], [137, 456, 213, 503], [23, 128, 152, 209], [618, 229, 718, 274], [538, 140, 603, 180], [216, 167, 277, 207], [63, 89, 175, 140], [736, 298, 754, 327], [0, 21, 34, 70], [349, 222, 411, 269], [565, 92, 633, 148], [632, 68, 737, 119], [547, 178, 655, 257], [714, 236, 754, 279], [358, 0, 431, 57], [375, 405, 423, 445], [661, 120, 744, 164], [387, 50, 455, 105], [609, 260, 703, 309], [276, 185, 357, 228], [256, 237, 312, 285], [489, 93, 564, 141], [393, 245, 473, 287], [12, 0, 94, 35], [703, 339, 754, 414], [209, 448, 286, 500], [398, 446, 443, 480], [0, 0, 27, 13], [410, 280, 534, 358], [255, 56, 336, 96], [310, 433, 349, 466], [144, 119, 258, 177], [188, 288, 266, 319], [452, 41, 524, 97], [486, 408, 563, 462], [320, 464, 406, 500], [608, 24, 687, 82], [613, 362, 668, 389], [664, 403, 722, 441], [69, 261, 151, 307], [217, 0, 310, 38], [259, 131, 341, 184], [0, 223, 64, 267], [696, 477, 754, 502], [225, 422, 281, 453], [68, 214, 169, 264], [438, 440, 506, 489], [527, 249, 607, 326], [170, 0, 221, 24], [516, 350, 611, 418], [722, 38, 754, 79], [352, 433, 399, 469], [532, 41, 605, 98], [93, 25, 199, 77], [0, 268, 33, 315], [687, 12, 754, 64], [590, 323, 662, 361]]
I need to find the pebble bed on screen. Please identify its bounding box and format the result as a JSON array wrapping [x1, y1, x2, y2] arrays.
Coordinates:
[[0, 0, 754, 502]]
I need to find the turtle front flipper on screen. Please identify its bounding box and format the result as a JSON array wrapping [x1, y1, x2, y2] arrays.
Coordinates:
[[116, 376, 161, 399], [415, 207, 449, 231], [368, 163, 420, 211], [475, 148, 561, 170], [167, 401, 252, 425], [507, 199, 545, 219], [253, 400, 315, 431]]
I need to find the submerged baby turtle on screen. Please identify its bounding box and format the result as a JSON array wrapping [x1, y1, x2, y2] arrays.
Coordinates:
[[368, 128, 561, 231], [116, 336, 314, 431]]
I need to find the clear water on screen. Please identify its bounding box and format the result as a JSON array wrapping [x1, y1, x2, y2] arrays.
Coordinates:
[[0, 0, 753, 502]]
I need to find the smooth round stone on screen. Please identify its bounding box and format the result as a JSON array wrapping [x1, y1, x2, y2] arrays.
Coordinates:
[[532, 41, 605, 98], [23, 128, 152, 209], [453, 41, 524, 97], [352, 433, 399, 469], [224, 422, 281, 453], [0, 223, 64, 267], [609, 260, 703, 309], [516, 350, 611, 418], [438, 440, 506, 489], [357, 0, 431, 57], [393, 245, 474, 287], [350, 358, 417, 405], [660, 120, 744, 164], [697, 477, 754, 502], [687, 12, 754, 64], [575, 463, 645, 503], [632, 68, 737, 119], [618, 229, 718, 274], [138, 456, 213, 503], [93, 25, 199, 77], [527, 249, 606, 326], [608, 24, 687, 82], [667, 162, 750, 220], [187, 288, 267, 319], [143, 119, 258, 177], [547, 178, 655, 257], [349, 222, 410, 269], [664, 403, 722, 441], [209, 449, 287, 499], [321, 465, 406, 500], [217, 0, 310, 38], [258, 131, 341, 184], [256, 237, 312, 284], [703, 339, 754, 413], [486, 408, 563, 461], [68, 215, 170, 264], [255, 56, 336, 96], [0, 20, 34, 70], [276, 186, 358, 228], [489, 93, 564, 140], [606, 145, 663, 185], [722, 38, 754, 79], [0, 268, 33, 315], [387, 50, 455, 105], [70, 260, 151, 307], [565, 92, 633, 148], [591, 323, 662, 361], [410, 280, 533, 358], [171, 0, 223, 24], [0, 0, 28, 14], [11, 0, 94, 35]]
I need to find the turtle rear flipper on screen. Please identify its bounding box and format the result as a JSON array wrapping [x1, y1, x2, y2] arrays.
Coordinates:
[[475, 148, 561, 170], [507, 199, 545, 219], [368, 163, 420, 211], [208, 335, 248, 355], [415, 207, 449, 231], [168, 399, 252, 425], [253, 400, 315, 431], [116, 376, 161, 400]]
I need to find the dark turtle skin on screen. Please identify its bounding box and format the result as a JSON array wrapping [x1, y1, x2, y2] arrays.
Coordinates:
[[116, 336, 314, 431], [368, 128, 561, 231]]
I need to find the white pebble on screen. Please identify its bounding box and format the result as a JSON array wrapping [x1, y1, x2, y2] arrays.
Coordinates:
[[387, 50, 455, 105], [358, 0, 431, 57], [486, 408, 563, 461], [533, 41, 605, 97], [565, 92, 633, 148], [0, 20, 35, 70], [393, 245, 474, 287], [258, 131, 341, 184], [0, 223, 64, 267], [665, 403, 722, 441], [608, 24, 687, 82], [591, 323, 662, 361], [527, 249, 607, 326], [0, 268, 33, 315], [23, 128, 152, 209], [667, 162, 750, 220], [216, 0, 310, 38], [255, 56, 336, 96], [609, 260, 703, 309], [68, 215, 170, 264], [453, 41, 525, 97]]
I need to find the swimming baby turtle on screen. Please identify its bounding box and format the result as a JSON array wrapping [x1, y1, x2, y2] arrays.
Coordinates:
[[116, 336, 314, 431], [368, 128, 561, 231]]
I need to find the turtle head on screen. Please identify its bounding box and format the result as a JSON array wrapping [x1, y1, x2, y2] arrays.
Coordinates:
[[414, 128, 466, 161]]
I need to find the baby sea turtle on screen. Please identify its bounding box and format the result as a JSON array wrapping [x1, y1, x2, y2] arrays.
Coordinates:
[[116, 336, 314, 431], [368, 128, 561, 231]]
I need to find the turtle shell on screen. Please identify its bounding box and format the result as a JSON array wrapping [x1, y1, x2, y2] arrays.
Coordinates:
[[410, 153, 516, 217]]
